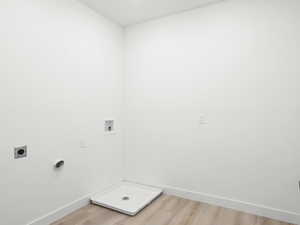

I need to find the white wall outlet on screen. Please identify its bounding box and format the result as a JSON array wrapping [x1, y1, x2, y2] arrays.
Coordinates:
[[104, 120, 115, 133], [199, 114, 208, 125], [79, 140, 87, 149]]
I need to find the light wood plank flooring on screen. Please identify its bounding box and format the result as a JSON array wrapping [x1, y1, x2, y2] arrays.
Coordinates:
[[51, 195, 293, 225]]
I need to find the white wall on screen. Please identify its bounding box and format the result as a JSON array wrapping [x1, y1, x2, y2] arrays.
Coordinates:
[[2, 0, 300, 224], [0, 1, 124, 224], [124, 0, 300, 218]]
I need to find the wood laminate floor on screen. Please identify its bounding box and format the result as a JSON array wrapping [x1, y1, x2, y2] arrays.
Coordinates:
[[51, 195, 293, 225]]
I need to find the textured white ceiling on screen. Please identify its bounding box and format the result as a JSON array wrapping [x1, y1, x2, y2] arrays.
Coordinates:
[[80, 0, 224, 26]]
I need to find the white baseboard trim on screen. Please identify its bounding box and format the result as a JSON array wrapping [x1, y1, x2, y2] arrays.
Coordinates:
[[124, 180, 300, 225], [26, 182, 124, 225], [26, 195, 91, 225]]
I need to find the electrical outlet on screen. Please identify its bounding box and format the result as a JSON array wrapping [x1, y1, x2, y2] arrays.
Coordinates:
[[14, 145, 27, 159], [80, 140, 87, 149], [199, 114, 208, 125]]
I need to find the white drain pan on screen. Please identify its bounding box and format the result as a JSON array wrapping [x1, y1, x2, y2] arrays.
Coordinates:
[[91, 183, 163, 216]]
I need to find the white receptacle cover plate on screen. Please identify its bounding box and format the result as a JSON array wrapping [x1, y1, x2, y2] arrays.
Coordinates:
[[91, 183, 163, 216]]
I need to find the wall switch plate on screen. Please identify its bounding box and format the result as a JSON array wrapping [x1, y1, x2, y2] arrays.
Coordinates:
[[14, 145, 27, 159], [105, 120, 115, 133]]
